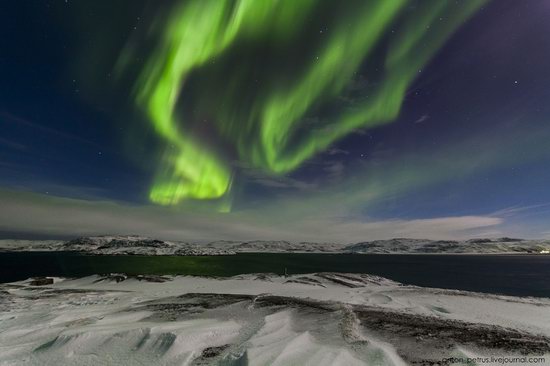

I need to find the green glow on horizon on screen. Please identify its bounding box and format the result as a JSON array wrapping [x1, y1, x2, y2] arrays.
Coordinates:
[[133, 0, 486, 206]]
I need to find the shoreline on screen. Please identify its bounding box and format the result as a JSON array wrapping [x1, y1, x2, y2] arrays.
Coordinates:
[[2, 252, 550, 297], [1, 249, 549, 256]]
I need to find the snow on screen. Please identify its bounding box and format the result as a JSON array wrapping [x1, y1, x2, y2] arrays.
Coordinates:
[[2, 235, 550, 255], [1, 273, 549, 365]]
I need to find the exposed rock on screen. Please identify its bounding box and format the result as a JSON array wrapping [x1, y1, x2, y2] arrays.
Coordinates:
[[93, 273, 171, 283], [28, 277, 54, 286], [200, 344, 230, 358]]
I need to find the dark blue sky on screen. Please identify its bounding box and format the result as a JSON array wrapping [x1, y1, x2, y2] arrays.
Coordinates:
[[1, 0, 550, 241]]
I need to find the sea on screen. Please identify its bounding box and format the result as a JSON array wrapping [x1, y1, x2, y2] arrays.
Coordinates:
[[1, 252, 549, 297]]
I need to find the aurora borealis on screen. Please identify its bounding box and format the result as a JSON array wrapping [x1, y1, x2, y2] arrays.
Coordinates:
[[2, 0, 550, 241], [130, 0, 484, 205]]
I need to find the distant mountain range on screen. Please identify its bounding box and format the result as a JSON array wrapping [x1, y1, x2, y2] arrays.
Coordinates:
[[1, 235, 550, 255]]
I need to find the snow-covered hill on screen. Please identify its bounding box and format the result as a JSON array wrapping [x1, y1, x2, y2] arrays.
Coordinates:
[[344, 237, 550, 254], [1, 235, 550, 255], [0, 236, 234, 256], [204, 239, 345, 253]]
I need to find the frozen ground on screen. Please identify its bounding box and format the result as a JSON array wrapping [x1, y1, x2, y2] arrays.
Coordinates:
[[0, 273, 549, 365]]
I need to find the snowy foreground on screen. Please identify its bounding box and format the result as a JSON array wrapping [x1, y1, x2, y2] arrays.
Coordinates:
[[1, 273, 549, 365]]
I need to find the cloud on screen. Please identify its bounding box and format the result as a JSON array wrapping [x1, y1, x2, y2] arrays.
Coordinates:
[[0, 137, 27, 151], [0, 111, 100, 148], [250, 176, 317, 191], [490, 203, 550, 218], [3, 114, 550, 243], [248, 215, 503, 242], [0, 189, 504, 243], [327, 148, 350, 156], [414, 114, 430, 124], [239, 164, 318, 191], [323, 161, 345, 181], [387, 216, 502, 238]]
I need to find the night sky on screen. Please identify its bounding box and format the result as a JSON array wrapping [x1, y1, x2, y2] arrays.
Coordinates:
[[1, 0, 550, 242]]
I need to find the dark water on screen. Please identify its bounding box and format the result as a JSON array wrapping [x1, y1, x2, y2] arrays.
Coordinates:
[[1, 252, 550, 298]]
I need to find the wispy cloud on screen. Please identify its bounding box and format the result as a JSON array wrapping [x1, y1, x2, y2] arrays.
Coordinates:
[[0, 137, 26, 151], [2, 111, 550, 242], [323, 161, 345, 181], [0, 189, 506, 243], [0, 111, 101, 149], [238, 163, 318, 192], [490, 203, 550, 218], [250, 176, 317, 191], [414, 114, 430, 124], [326, 148, 350, 156]]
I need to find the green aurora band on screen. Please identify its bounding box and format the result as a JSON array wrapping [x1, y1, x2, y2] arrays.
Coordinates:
[[132, 0, 486, 207]]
